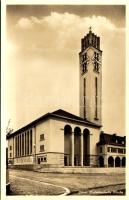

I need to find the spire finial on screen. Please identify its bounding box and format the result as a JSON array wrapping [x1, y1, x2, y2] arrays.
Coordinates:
[[89, 26, 92, 32]]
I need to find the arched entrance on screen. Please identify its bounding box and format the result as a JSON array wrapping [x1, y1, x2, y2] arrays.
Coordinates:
[[122, 157, 125, 167], [74, 127, 81, 166], [108, 156, 114, 167], [115, 157, 120, 167], [83, 129, 90, 166], [64, 125, 72, 166], [99, 156, 104, 167]]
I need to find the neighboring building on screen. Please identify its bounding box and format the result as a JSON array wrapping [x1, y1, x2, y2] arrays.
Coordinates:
[[97, 132, 126, 167], [6, 29, 126, 169]]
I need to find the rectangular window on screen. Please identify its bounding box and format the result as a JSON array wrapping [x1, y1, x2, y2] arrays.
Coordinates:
[[26, 131, 29, 155], [39, 156, 47, 163], [18, 135, 20, 157], [19, 134, 21, 157], [44, 157, 47, 162], [10, 146, 12, 150], [10, 153, 12, 157], [15, 137, 17, 157], [107, 147, 110, 152], [84, 78, 86, 118], [95, 77, 98, 119], [16, 136, 18, 157], [118, 148, 124, 154], [25, 132, 27, 156], [30, 130, 32, 154], [40, 134, 45, 141], [111, 147, 117, 153], [40, 145, 45, 152], [22, 134, 24, 156]]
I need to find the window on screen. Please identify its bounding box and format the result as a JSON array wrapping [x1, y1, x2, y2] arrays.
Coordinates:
[[10, 153, 12, 157], [94, 52, 99, 72], [107, 147, 110, 152], [82, 63, 87, 73], [118, 148, 124, 154], [10, 146, 12, 150], [84, 78, 86, 118], [40, 134, 44, 141], [40, 145, 45, 152], [95, 77, 98, 119], [30, 130, 32, 154], [39, 156, 47, 163], [44, 157, 47, 162], [22, 134, 24, 156], [111, 147, 117, 153], [82, 53, 87, 62]]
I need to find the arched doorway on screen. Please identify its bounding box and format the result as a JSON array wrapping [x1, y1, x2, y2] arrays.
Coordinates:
[[108, 156, 114, 167], [83, 129, 90, 166], [122, 157, 125, 167], [115, 157, 120, 167], [99, 156, 104, 167], [64, 125, 72, 166], [74, 127, 81, 166]]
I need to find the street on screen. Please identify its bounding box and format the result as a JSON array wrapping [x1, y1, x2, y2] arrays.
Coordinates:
[[8, 169, 125, 195]]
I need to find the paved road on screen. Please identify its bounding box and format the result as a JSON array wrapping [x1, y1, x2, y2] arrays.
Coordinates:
[[8, 169, 125, 195]]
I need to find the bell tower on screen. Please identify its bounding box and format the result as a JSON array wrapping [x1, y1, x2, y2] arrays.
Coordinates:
[[79, 28, 102, 125]]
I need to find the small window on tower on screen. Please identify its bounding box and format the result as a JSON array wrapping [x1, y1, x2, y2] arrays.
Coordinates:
[[94, 61, 99, 73], [82, 63, 87, 74]]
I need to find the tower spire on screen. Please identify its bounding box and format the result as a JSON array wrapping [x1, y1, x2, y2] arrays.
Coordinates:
[[89, 26, 92, 32]]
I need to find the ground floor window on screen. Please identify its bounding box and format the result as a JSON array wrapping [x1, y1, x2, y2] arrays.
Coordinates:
[[37, 156, 47, 164]]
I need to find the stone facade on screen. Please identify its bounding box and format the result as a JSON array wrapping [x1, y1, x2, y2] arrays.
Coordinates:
[[7, 110, 101, 168]]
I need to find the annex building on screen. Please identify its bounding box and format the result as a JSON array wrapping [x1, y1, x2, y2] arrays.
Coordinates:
[[7, 29, 126, 169]]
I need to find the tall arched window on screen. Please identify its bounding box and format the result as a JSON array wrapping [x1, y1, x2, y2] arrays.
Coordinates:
[[84, 78, 86, 118], [95, 77, 98, 119]]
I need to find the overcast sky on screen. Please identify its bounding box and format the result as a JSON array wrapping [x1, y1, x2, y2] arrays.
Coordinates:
[[5, 5, 125, 135]]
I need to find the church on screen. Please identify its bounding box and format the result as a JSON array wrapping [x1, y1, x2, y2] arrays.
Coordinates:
[[7, 29, 126, 170]]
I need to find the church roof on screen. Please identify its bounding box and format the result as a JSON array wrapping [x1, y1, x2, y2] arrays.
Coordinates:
[[97, 132, 126, 147], [7, 109, 101, 139]]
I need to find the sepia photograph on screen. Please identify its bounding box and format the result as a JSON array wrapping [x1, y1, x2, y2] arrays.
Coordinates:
[[2, 1, 126, 197]]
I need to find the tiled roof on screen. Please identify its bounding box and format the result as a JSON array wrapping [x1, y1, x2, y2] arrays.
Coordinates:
[[7, 109, 101, 139], [97, 132, 126, 147]]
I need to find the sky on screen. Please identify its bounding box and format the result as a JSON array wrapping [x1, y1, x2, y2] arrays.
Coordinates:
[[5, 5, 125, 135]]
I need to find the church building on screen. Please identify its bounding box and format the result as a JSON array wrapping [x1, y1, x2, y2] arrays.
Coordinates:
[[7, 29, 126, 170]]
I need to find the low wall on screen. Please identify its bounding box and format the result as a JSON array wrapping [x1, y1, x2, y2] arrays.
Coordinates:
[[9, 164, 35, 171], [35, 167, 125, 174]]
